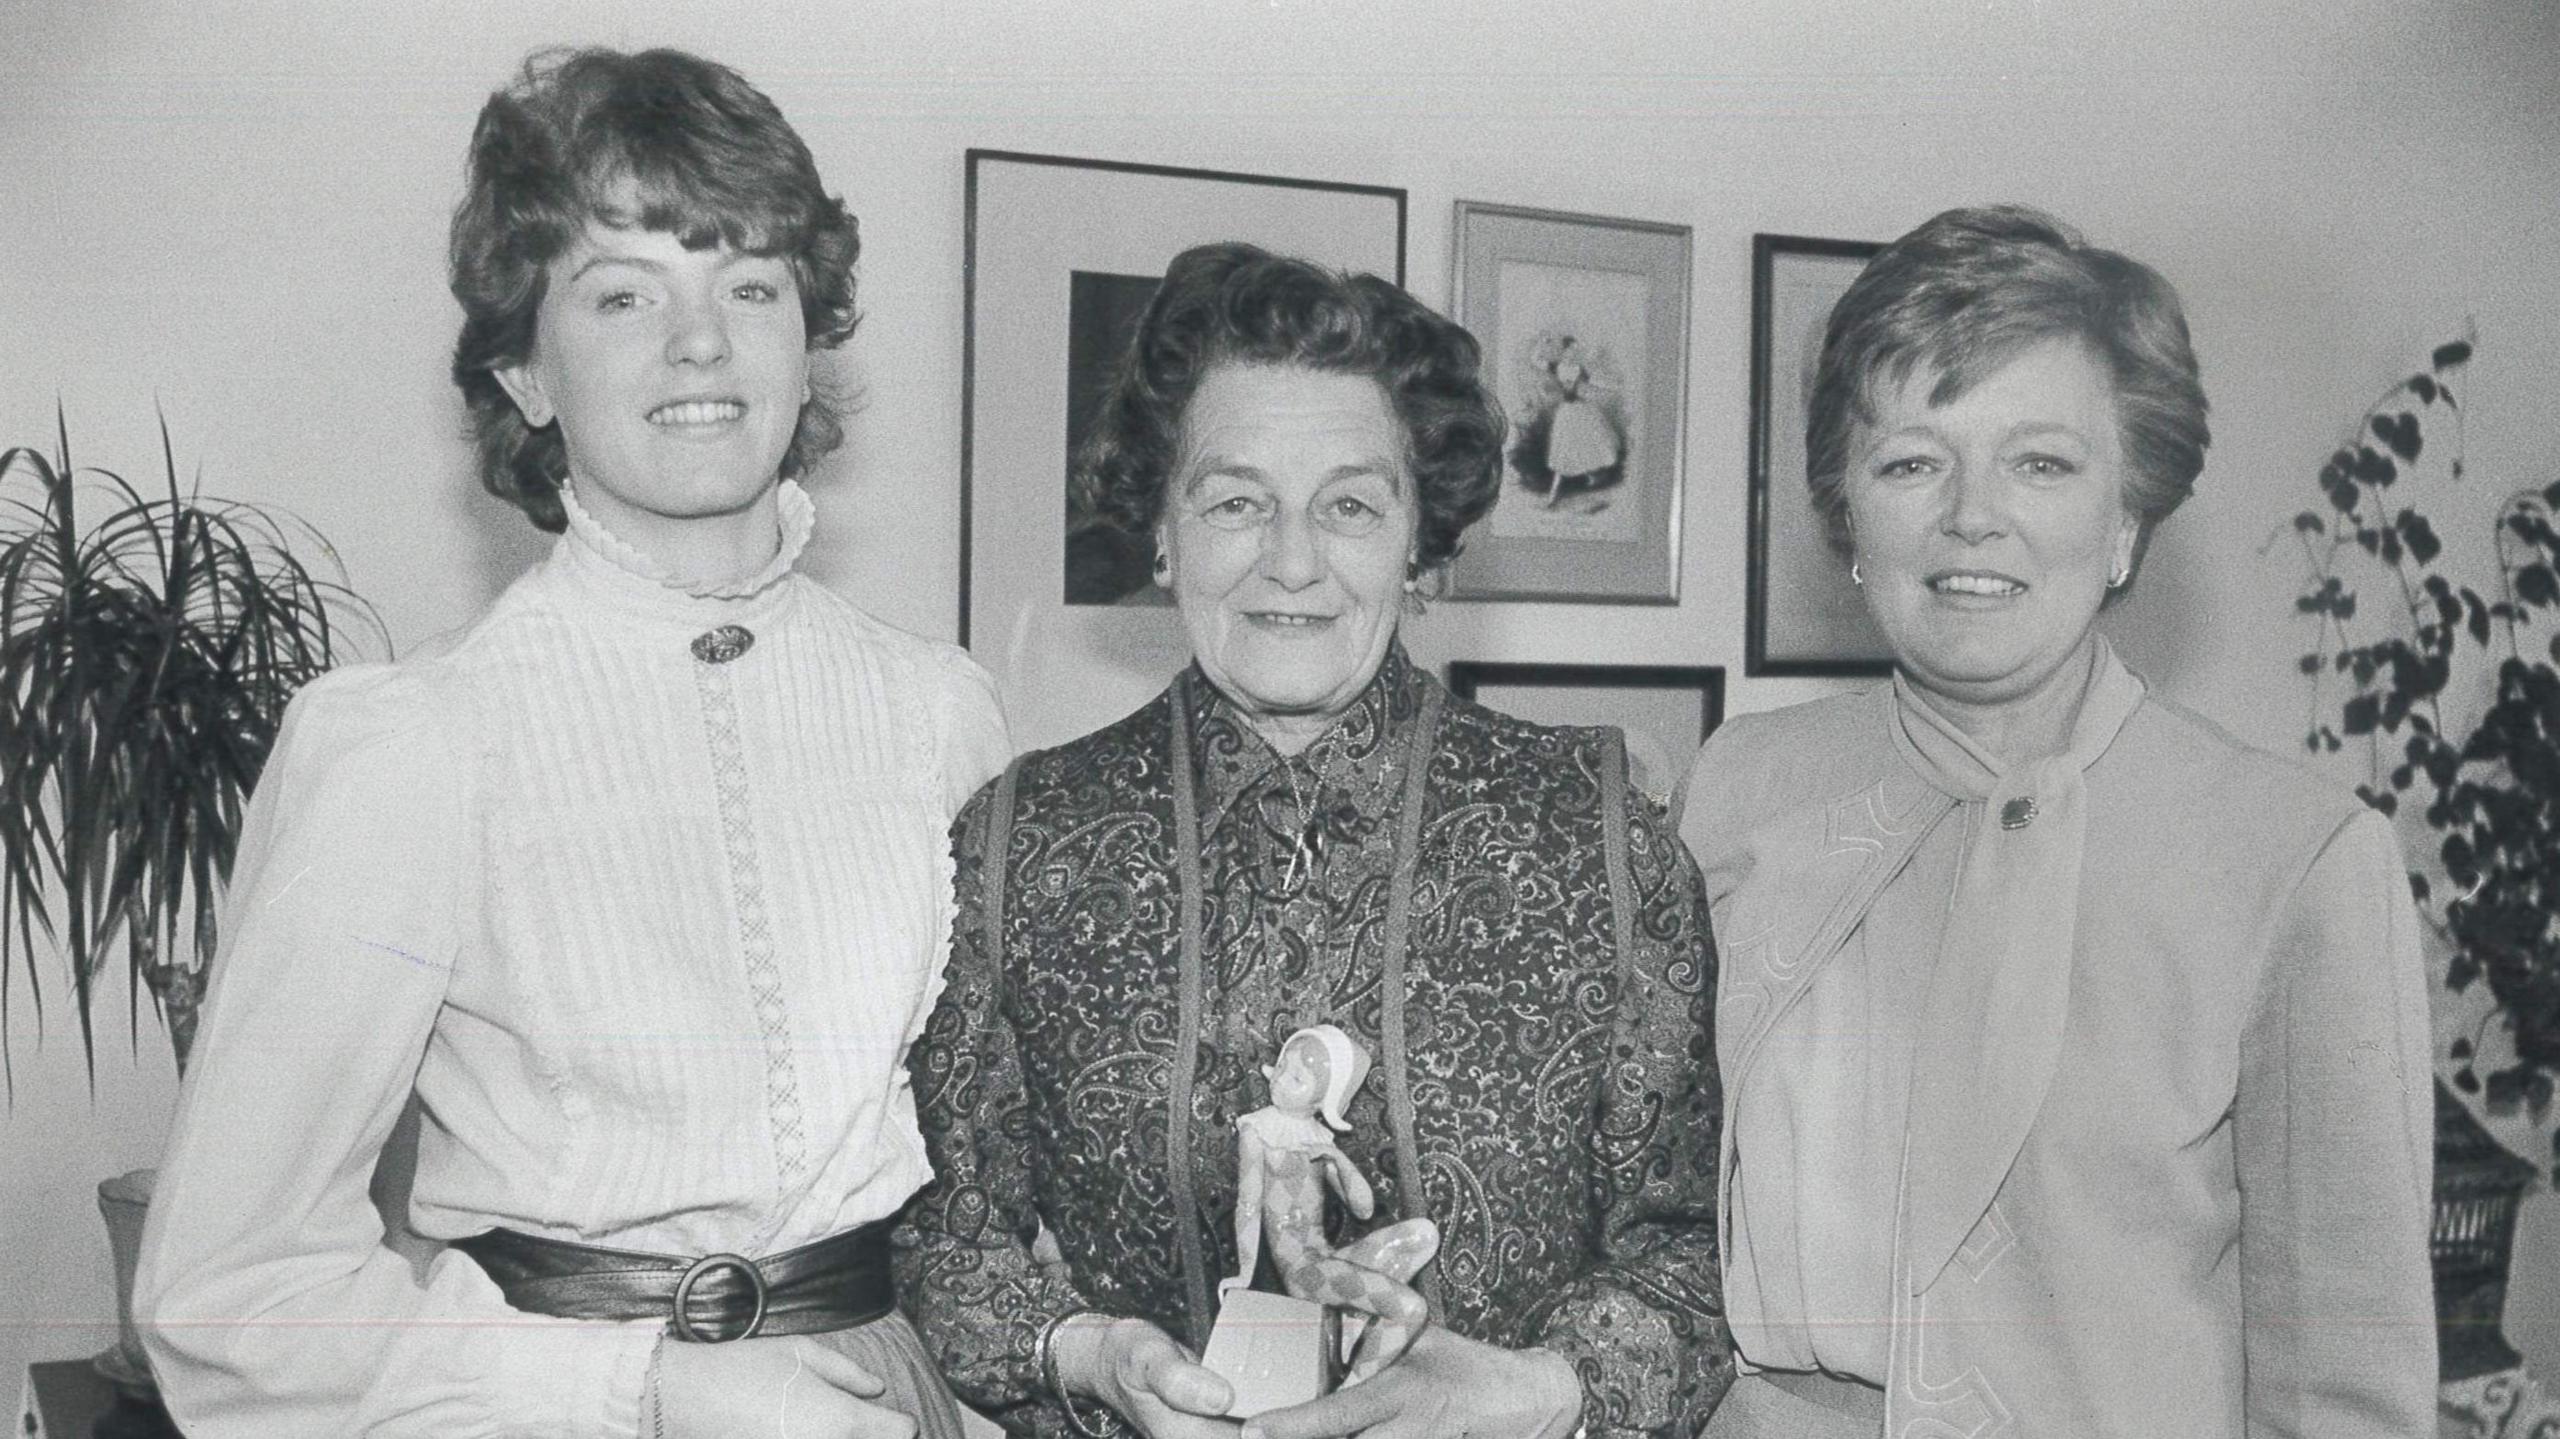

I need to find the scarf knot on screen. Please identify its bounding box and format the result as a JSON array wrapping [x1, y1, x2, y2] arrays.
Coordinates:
[[1889, 637, 2146, 1294]]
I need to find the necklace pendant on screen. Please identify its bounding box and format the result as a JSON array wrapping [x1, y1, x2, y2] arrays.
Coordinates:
[[1288, 815, 1326, 890]]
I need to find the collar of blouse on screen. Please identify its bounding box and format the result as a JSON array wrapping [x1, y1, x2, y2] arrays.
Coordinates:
[[1183, 641, 1425, 837], [549, 477, 816, 633]]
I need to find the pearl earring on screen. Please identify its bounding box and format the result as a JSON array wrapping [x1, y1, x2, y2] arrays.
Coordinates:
[[2108, 565, 2130, 589]]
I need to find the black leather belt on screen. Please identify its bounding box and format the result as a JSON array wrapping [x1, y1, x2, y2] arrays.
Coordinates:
[[453, 1215, 896, 1342]]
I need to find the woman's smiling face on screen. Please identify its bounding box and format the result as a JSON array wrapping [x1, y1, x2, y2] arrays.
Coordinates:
[[1156, 363, 1417, 751], [497, 220, 809, 551], [1845, 337, 2142, 711]]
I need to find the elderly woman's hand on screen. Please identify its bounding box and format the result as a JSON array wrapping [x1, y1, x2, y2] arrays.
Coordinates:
[[1062, 1314, 1243, 1439], [1242, 1328, 1581, 1439]]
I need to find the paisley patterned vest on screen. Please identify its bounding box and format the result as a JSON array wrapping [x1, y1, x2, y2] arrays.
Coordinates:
[[968, 664, 1666, 1351]]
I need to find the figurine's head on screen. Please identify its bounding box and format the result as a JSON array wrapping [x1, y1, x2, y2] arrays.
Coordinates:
[[1264, 1023, 1369, 1131]]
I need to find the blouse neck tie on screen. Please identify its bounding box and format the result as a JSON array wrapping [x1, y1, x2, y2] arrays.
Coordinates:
[[1889, 635, 2147, 1295]]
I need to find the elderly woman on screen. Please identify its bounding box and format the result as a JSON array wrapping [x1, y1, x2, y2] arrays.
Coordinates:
[[897, 242, 1727, 1439], [136, 48, 1007, 1438], [1675, 206, 2434, 1437]]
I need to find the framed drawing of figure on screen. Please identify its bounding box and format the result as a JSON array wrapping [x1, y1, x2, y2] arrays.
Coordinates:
[[1446, 202, 1690, 603]]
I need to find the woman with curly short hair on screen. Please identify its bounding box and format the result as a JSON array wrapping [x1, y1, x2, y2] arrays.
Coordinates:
[[1679, 207, 2432, 1437], [138, 47, 1006, 1438], [446, 46, 864, 534], [898, 242, 1730, 1439]]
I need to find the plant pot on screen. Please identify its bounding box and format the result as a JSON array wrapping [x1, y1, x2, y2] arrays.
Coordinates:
[[94, 1167, 159, 1400], [2434, 1080, 2539, 1382]]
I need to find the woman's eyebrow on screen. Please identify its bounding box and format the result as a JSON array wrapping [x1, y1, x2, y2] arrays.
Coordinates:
[[1322, 461, 1398, 484], [2003, 421, 2089, 444], [1180, 459, 1268, 492], [563, 251, 665, 283], [1180, 458, 1397, 491], [1864, 421, 1945, 446]]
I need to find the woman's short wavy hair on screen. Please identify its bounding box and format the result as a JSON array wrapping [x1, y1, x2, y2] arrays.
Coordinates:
[[448, 47, 860, 531], [1075, 242, 1506, 577], [1805, 205, 2209, 591]]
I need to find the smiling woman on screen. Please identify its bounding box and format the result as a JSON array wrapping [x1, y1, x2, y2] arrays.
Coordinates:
[[1155, 364, 1418, 751], [1677, 207, 2436, 1437], [1843, 336, 2142, 747], [900, 243, 1732, 1439], [492, 229, 811, 579], [133, 46, 1008, 1439]]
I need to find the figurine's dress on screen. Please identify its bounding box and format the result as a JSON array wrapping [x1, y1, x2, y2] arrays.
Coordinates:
[[1231, 1105, 1434, 1380]]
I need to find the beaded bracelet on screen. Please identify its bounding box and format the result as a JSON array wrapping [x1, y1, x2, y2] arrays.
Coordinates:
[[1036, 1310, 1119, 1439]]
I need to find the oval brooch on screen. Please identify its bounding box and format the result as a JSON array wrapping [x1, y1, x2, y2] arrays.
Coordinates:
[[691, 624, 756, 665]]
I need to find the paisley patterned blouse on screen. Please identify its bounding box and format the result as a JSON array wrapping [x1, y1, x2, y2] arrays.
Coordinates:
[[895, 647, 1730, 1438]]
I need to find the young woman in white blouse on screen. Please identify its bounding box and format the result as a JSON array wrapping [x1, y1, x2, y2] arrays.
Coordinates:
[[136, 47, 1009, 1439]]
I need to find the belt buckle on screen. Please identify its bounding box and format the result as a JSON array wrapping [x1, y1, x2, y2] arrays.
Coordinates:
[[671, 1252, 769, 1343]]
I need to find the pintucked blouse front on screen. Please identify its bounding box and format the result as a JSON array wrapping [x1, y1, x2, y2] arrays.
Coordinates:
[[136, 483, 1010, 1439]]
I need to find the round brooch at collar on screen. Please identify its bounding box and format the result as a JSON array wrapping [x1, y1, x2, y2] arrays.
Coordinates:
[[1999, 797, 2039, 830], [691, 624, 755, 665]]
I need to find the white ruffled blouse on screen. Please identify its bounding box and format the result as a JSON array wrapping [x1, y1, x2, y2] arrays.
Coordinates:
[[136, 482, 1011, 1438]]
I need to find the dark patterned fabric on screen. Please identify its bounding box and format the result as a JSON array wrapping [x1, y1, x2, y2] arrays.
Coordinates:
[[894, 647, 1730, 1438]]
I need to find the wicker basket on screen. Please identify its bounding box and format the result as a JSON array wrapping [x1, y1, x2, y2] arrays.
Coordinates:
[[2435, 1079, 2539, 1382]]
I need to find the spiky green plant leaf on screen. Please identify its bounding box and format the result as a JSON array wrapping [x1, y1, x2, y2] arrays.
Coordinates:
[[0, 413, 379, 1097]]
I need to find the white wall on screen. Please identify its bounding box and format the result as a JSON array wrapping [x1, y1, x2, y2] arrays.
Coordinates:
[[7, 0, 2558, 1396]]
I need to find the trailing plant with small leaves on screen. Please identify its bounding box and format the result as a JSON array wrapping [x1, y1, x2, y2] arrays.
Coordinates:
[[1, 412, 377, 1096], [2280, 331, 2560, 1176]]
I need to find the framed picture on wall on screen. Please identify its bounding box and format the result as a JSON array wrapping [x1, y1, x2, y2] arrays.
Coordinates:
[[1445, 202, 1690, 603], [1747, 233, 1892, 675], [962, 150, 1406, 750], [1444, 661, 1723, 802]]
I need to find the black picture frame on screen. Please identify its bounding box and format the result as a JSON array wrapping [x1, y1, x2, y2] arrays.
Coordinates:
[[1747, 233, 1893, 677], [1444, 661, 1724, 800], [962, 149, 1407, 750]]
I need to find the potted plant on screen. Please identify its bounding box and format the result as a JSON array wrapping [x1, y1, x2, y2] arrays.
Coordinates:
[[2278, 331, 2560, 1387], [2, 412, 376, 1404]]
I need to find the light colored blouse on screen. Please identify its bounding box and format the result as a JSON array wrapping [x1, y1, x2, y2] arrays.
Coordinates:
[[136, 482, 1011, 1439], [1679, 642, 2436, 1437], [1724, 793, 1956, 1382]]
